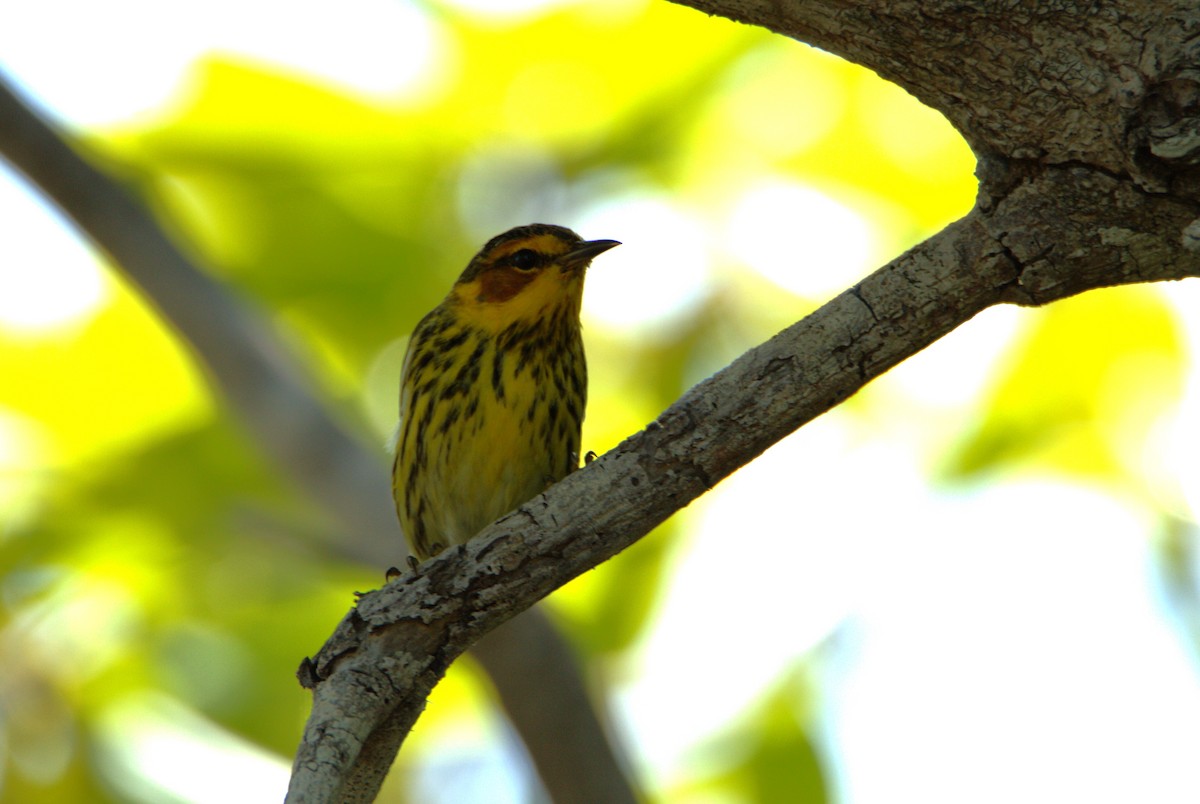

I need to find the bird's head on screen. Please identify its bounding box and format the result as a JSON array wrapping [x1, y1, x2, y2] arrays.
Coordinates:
[[449, 224, 619, 330]]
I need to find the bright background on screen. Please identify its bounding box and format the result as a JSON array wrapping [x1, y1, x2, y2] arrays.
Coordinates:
[[2, 0, 1199, 802]]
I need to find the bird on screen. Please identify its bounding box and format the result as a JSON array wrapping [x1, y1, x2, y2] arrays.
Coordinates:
[[391, 223, 620, 561]]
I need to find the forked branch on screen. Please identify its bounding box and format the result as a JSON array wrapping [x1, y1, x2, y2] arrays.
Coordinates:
[[287, 0, 1200, 792]]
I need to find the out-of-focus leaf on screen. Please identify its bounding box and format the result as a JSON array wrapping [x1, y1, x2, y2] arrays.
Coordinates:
[[0, 274, 211, 466], [943, 286, 1185, 486], [0, 415, 370, 757], [552, 522, 676, 657], [676, 670, 828, 804], [102, 59, 454, 370], [1153, 516, 1200, 663]]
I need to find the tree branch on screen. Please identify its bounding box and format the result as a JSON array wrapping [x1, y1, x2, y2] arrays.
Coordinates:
[[13, 0, 1197, 796], [0, 76, 395, 564], [286, 212, 1009, 799], [470, 609, 637, 804], [672, 0, 1200, 195], [286, 0, 1200, 795]]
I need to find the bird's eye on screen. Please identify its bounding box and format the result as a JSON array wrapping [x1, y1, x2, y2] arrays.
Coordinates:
[[510, 249, 540, 271]]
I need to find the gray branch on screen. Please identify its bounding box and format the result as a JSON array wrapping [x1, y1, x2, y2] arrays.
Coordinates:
[[0, 77, 394, 562], [285, 0, 1200, 799]]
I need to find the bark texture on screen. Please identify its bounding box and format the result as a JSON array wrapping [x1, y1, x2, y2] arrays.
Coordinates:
[[288, 0, 1200, 799]]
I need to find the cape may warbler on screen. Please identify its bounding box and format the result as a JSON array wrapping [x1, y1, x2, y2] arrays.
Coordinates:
[[392, 224, 620, 560]]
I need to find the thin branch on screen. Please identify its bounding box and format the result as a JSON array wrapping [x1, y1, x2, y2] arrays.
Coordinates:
[[471, 609, 638, 804], [0, 76, 394, 564]]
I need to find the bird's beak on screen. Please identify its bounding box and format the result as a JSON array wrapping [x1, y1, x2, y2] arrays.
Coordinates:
[[562, 239, 621, 271]]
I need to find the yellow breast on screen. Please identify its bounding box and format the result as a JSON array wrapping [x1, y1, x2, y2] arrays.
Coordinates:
[[392, 311, 585, 558]]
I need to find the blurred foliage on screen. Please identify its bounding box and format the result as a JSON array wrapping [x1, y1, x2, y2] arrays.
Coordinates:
[[675, 671, 828, 804], [1157, 517, 1200, 666], [944, 286, 1185, 492], [0, 0, 1194, 802]]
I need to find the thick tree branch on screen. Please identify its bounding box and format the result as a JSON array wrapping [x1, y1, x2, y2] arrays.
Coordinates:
[[286, 0, 1200, 796], [673, 0, 1200, 197], [0, 76, 636, 803]]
